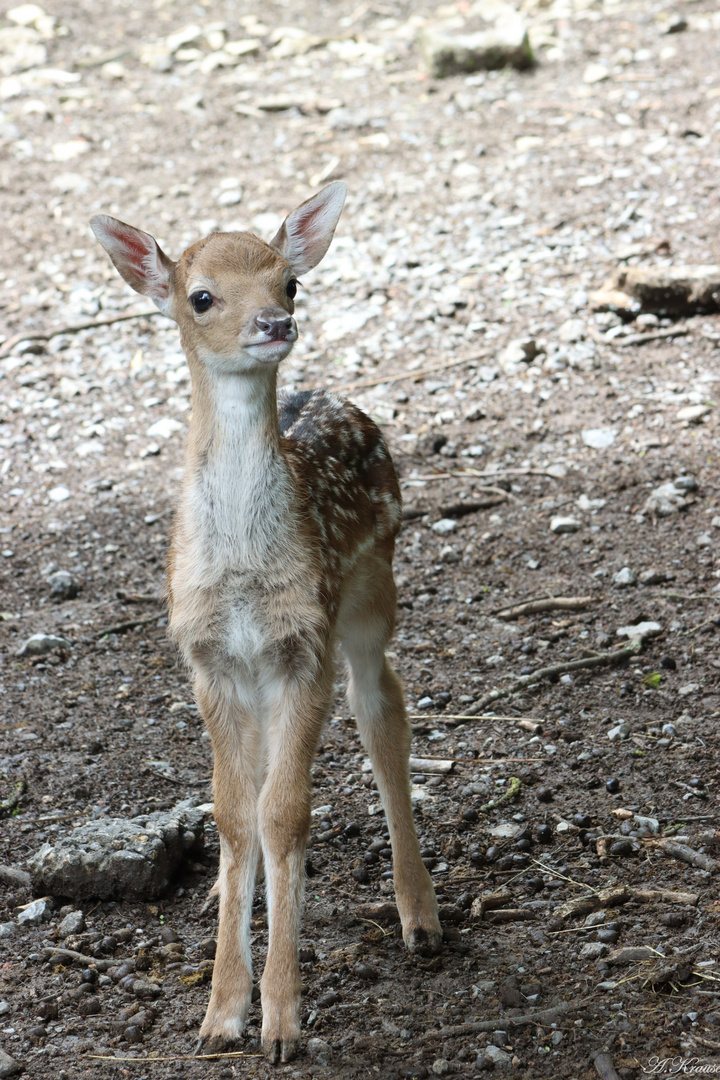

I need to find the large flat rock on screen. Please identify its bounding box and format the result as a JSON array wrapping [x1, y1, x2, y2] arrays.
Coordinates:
[[28, 799, 206, 901]]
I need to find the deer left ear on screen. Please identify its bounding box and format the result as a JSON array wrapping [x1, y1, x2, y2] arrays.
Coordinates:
[[270, 182, 347, 276], [90, 215, 176, 317]]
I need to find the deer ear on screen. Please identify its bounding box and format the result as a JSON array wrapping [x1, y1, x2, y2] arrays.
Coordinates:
[[269, 182, 346, 275], [90, 215, 175, 317]]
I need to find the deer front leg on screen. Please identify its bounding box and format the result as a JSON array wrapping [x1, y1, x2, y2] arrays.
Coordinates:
[[258, 676, 331, 1064], [195, 675, 261, 1052]]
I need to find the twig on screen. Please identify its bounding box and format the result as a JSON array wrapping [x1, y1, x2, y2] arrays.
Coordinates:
[[95, 613, 164, 639], [495, 596, 595, 620], [405, 466, 566, 480], [479, 775, 521, 813], [415, 998, 588, 1043], [465, 643, 639, 715], [658, 591, 718, 601], [610, 327, 690, 348], [645, 838, 718, 873], [402, 493, 506, 522], [333, 350, 491, 393], [87, 1052, 263, 1062], [41, 943, 112, 970], [115, 591, 163, 605], [0, 308, 163, 358], [408, 713, 543, 722]]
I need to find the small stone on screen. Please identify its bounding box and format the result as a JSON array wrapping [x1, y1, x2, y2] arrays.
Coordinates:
[[432, 1059, 450, 1076], [317, 990, 340, 1008], [0, 1047, 22, 1078], [217, 187, 243, 207], [638, 568, 671, 585], [483, 1044, 512, 1068], [58, 909, 85, 938], [47, 569, 78, 600], [674, 475, 698, 492], [416, 696, 434, 710], [558, 318, 586, 343], [550, 516, 581, 534], [607, 722, 631, 742], [583, 61, 610, 83], [420, 12, 534, 78], [677, 404, 711, 423], [307, 1038, 331, 1064], [17, 897, 51, 924], [661, 722, 676, 737], [17, 632, 70, 656], [597, 927, 619, 945], [580, 942, 608, 960], [644, 481, 687, 517], [431, 518, 457, 535], [616, 621, 662, 645], [439, 544, 459, 563]]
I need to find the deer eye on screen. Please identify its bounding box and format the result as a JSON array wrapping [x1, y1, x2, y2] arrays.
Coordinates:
[[190, 290, 213, 313], [286, 279, 298, 300]]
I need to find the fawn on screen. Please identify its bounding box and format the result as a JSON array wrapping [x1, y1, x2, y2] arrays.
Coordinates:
[[90, 183, 441, 1063]]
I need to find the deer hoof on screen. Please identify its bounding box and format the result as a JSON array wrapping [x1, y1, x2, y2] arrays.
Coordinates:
[[405, 925, 443, 957]]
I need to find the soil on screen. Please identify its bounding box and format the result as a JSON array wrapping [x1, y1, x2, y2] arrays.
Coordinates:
[[1, 1, 720, 1078]]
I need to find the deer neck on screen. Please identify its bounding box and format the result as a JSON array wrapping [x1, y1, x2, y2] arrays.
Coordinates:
[[181, 361, 294, 568]]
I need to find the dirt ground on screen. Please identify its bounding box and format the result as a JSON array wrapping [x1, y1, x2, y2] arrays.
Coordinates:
[[2, 0, 720, 1077]]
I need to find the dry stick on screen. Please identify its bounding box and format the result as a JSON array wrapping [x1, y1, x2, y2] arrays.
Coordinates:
[[333, 349, 491, 394], [0, 308, 163, 359], [416, 998, 588, 1043], [408, 713, 543, 722], [88, 1052, 263, 1062], [402, 493, 506, 522], [466, 643, 639, 715], [611, 327, 690, 348], [408, 466, 561, 481], [495, 595, 596, 620], [645, 838, 718, 873], [94, 613, 164, 639]]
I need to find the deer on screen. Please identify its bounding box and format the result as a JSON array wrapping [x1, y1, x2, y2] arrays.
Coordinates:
[[90, 182, 442, 1064]]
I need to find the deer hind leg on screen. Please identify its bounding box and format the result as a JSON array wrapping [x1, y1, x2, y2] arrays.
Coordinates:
[[258, 665, 333, 1064], [194, 672, 261, 1052], [341, 574, 442, 956]]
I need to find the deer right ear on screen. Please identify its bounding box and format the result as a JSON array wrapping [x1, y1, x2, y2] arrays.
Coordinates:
[[90, 215, 175, 317]]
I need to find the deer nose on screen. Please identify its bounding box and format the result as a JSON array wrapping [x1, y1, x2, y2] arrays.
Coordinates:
[[255, 312, 296, 340]]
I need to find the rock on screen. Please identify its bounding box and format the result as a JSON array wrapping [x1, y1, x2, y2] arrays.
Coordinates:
[[431, 518, 457, 535], [146, 417, 183, 439], [307, 1038, 331, 1064], [599, 265, 720, 315], [644, 481, 688, 517], [638, 568, 672, 585], [0, 923, 15, 939], [497, 337, 538, 371], [677, 404, 712, 424], [47, 569, 78, 600], [17, 633, 70, 656], [58, 909, 85, 937], [613, 567, 637, 588], [439, 545, 459, 563], [550, 516, 580, 534], [558, 318, 585, 343], [420, 8, 533, 78], [674, 475, 698, 492], [483, 1044, 512, 1068], [580, 942, 608, 960], [0, 1047, 22, 1078], [582, 427, 616, 449], [583, 61, 610, 84], [607, 722, 631, 742], [616, 621, 662, 645], [27, 799, 205, 901], [432, 1060, 451, 1076], [17, 897, 51, 924]]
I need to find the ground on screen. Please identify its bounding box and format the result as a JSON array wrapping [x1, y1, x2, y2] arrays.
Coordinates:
[[1, 0, 720, 1077]]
